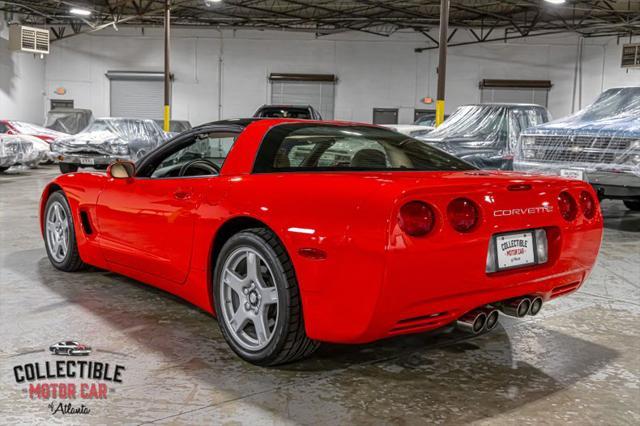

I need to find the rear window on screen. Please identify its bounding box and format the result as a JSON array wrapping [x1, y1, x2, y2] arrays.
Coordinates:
[[253, 124, 475, 173]]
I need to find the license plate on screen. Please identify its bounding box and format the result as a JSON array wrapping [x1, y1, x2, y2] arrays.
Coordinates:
[[494, 231, 536, 270], [79, 157, 95, 165], [560, 169, 584, 180]]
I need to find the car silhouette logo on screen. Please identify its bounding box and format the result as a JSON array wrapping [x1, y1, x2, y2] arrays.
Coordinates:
[[49, 341, 92, 356]]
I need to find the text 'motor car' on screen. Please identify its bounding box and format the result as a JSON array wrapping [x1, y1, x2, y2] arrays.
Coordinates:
[[39, 118, 603, 365]]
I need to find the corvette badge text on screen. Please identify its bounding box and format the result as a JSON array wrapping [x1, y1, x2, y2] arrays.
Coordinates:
[[493, 206, 553, 216], [11, 342, 126, 416]]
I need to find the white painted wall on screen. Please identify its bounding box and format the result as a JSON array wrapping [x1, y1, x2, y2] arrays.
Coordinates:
[[0, 18, 46, 123], [5, 22, 640, 125]]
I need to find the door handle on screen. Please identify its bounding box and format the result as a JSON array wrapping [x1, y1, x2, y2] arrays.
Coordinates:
[[174, 190, 192, 200]]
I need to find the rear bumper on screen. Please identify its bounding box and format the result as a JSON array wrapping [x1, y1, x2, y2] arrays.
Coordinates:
[[300, 222, 602, 344], [514, 160, 640, 199]]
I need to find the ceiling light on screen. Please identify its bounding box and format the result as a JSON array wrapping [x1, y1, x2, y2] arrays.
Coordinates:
[[69, 7, 92, 16], [544, 0, 565, 4]]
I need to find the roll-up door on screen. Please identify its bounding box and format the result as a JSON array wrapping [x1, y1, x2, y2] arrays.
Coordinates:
[[107, 71, 168, 119], [269, 73, 336, 120]]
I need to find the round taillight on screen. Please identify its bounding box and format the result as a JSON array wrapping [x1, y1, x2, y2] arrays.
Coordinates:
[[557, 191, 577, 221], [398, 201, 435, 236], [579, 190, 596, 219], [447, 198, 479, 233]]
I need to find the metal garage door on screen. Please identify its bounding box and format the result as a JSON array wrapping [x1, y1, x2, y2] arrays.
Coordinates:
[[479, 79, 551, 107], [271, 80, 335, 120], [480, 87, 549, 107], [107, 71, 167, 119]]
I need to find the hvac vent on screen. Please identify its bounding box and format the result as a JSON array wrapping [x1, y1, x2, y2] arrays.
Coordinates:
[[8, 24, 50, 55], [621, 43, 640, 68]]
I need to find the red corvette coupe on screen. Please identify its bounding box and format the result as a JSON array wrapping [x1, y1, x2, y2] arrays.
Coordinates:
[[39, 118, 602, 365]]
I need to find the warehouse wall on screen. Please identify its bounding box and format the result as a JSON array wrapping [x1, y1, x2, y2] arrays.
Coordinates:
[[32, 27, 640, 125], [0, 18, 46, 123]]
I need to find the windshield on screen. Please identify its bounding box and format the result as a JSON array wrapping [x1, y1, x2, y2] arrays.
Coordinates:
[[580, 87, 640, 121], [256, 107, 311, 119], [254, 124, 474, 172], [424, 105, 508, 140]]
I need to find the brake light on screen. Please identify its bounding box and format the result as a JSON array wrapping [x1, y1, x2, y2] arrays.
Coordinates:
[[398, 201, 435, 236], [579, 190, 596, 219], [557, 191, 577, 221], [447, 198, 479, 232]]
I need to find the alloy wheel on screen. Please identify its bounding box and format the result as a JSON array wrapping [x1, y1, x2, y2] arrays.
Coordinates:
[[45, 201, 70, 263], [219, 247, 279, 351]]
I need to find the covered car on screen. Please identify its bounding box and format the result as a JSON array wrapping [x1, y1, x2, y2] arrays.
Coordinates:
[[515, 86, 640, 210], [0, 120, 68, 143], [0, 134, 50, 172], [44, 108, 94, 135], [50, 118, 168, 173], [419, 104, 550, 170]]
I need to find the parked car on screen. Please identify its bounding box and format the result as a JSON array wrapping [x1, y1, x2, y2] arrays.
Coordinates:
[[419, 103, 550, 170], [44, 108, 94, 135], [254, 105, 322, 120], [1, 120, 68, 143], [50, 118, 168, 173], [515, 86, 640, 210], [153, 119, 192, 134], [0, 134, 50, 172], [49, 341, 92, 356], [40, 118, 602, 365]]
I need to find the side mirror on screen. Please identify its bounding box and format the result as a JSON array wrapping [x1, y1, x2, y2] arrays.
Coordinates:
[[107, 161, 135, 179]]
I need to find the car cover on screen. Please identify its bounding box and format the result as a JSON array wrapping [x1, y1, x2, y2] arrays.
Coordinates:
[[419, 104, 548, 169], [515, 87, 640, 178], [45, 109, 94, 135], [51, 118, 168, 160], [0, 134, 50, 168]]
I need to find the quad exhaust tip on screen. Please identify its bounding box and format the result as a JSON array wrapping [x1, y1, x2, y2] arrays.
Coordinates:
[[484, 308, 500, 331], [529, 297, 543, 316], [456, 310, 487, 334], [500, 297, 531, 318]]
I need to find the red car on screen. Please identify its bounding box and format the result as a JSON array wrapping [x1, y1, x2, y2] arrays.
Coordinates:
[[1, 120, 67, 143], [39, 119, 603, 365]]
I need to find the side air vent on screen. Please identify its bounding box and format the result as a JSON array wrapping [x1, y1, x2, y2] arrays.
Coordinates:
[[80, 211, 93, 235]]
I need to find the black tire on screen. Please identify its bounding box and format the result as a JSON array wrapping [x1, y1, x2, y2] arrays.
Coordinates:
[[623, 200, 640, 211], [43, 191, 87, 272], [59, 163, 79, 173], [213, 228, 320, 366]]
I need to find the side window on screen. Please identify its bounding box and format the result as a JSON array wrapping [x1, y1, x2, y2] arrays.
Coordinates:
[[151, 132, 238, 178], [0, 123, 7, 133]]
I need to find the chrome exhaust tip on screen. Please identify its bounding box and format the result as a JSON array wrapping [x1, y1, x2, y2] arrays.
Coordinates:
[[499, 297, 531, 318], [456, 310, 487, 334], [484, 309, 500, 331], [529, 297, 543, 316]]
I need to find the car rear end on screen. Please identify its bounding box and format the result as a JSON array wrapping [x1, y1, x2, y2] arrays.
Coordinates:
[[375, 172, 602, 340], [308, 171, 602, 344]]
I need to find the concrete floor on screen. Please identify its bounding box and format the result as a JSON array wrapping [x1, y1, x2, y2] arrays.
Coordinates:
[[1, 166, 638, 425]]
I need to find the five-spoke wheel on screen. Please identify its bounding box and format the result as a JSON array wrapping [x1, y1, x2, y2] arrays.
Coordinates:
[[220, 247, 279, 351], [214, 228, 319, 365], [43, 191, 86, 272]]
